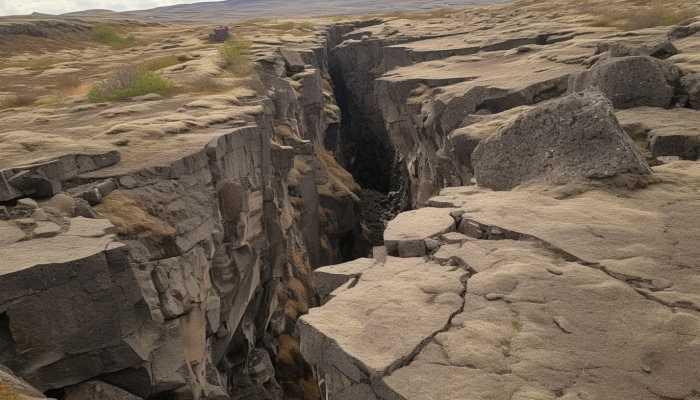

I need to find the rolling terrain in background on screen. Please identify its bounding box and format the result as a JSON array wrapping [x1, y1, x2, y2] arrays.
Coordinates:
[[66, 0, 507, 21]]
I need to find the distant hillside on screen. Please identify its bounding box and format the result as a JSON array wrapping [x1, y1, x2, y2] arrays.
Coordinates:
[[70, 0, 506, 22]]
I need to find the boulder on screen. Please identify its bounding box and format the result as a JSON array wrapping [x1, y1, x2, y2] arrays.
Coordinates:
[[472, 91, 651, 190], [595, 40, 679, 60], [570, 56, 679, 109], [208, 26, 230, 43], [681, 73, 700, 110], [280, 49, 306, 74]]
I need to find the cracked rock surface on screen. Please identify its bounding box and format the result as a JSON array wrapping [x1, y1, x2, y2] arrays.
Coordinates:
[[302, 161, 700, 399]]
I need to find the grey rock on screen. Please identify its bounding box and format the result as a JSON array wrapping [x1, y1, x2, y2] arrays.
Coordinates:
[[17, 198, 38, 209], [472, 91, 651, 190], [570, 56, 678, 109], [458, 218, 484, 239], [596, 40, 679, 60], [74, 198, 98, 218], [44, 193, 76, 216], [280, 49, 306, 74], [682, 73, 700, 110], [208, 26, 230, 43], [65, 381, 143, 400], [312, 258, 377, 303], [33, 221, 62, 238], [424, 238, 441, 251]]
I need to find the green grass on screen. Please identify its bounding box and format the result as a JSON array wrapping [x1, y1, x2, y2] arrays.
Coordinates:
[[88, 67, 173, 102], [219, 37, 252, 75], [92, 24, 137, 49]]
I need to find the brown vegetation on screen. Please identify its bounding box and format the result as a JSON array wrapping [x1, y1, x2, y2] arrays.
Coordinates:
[[96, 191, 177, 239], [580, 0, 698, 30]]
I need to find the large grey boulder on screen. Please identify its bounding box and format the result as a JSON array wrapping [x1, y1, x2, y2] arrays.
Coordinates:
[[570, 56, 679, 109], [472, 91, 651, 190]]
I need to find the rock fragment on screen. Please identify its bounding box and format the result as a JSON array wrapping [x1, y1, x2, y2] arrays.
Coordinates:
[[570, 56, 679, 109], [64, 381, 143, 400], [472, 91, 651, 190]]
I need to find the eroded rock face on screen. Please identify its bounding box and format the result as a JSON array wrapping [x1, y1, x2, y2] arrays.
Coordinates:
[[0, 23, 363, 400], [472, 91, 651, 190]]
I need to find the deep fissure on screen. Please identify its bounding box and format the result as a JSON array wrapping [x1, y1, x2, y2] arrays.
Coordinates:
[[325, 29, 410, 248]]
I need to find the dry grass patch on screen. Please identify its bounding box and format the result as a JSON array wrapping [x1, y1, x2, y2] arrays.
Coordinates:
[[96, 191, 176, 239], [579, 0, 699, 30], [316, 147, 361, 199]]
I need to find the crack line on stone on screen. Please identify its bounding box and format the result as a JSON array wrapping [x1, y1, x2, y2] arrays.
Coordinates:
[[462, 217, 700, 313], [380, 269, 469, 378]]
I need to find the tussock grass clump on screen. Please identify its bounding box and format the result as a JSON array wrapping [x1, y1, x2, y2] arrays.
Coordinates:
[[96, 191, 176, 239], [219, 37, 252, 75], [92, 24, 137, 49], [316, 147, 361, 199], [88, 66, 173, 102]]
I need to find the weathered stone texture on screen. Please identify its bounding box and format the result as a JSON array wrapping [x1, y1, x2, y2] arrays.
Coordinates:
[[472, 91, 651, 190]]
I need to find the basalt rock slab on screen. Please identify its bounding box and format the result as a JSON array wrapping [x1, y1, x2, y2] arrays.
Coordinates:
[[312, 257, 377, 302], [472, 91, 651, 190], [383, 207, 457, 257], [302, 161, 700, 400], [299, 257, 465, 395], [617, 107, 700, 160]]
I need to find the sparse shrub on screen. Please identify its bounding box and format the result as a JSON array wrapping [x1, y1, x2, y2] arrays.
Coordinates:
[[88, 66, 173, 102], [92, 24, 137, 49], [219, 37, 252, 75]]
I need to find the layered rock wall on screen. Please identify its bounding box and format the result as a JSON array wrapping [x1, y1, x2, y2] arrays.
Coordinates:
[[0, 33, 362, 400]]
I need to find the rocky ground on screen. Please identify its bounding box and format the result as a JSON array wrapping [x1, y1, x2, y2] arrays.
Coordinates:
[[1, 0, 700, 399], [299, 0, 700, 399]]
